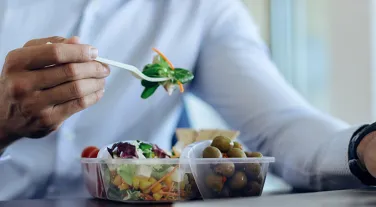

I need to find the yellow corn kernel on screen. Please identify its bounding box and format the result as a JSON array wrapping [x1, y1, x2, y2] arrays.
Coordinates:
[[149, 177, 157, 184], [153, 193, 163, 201], [139, 176, 149, 182], [112, 175, 123, 186], [132, 177, 140, 190], [142, 188, 151, 194], [118, 183, 130, 190], [151, 183, 163, 194], [139, 180, 152, 191], [164, 176, 172, 188]]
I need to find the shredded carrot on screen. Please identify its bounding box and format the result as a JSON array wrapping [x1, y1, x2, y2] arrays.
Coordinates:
[[152, 48, 175, 70], [168, 182, 175, 193], [146, 166, 178, 192], [142, 193, 154, 200], [159, 192, 179, 196], [177, 81, 184, 93]]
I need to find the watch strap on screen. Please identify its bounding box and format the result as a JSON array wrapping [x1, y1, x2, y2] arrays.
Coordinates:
[[348, 123, 376, 186]]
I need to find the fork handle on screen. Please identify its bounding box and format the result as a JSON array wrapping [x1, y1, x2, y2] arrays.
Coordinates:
[[95, 57, 170, 82], [95, 57, 138, 72]]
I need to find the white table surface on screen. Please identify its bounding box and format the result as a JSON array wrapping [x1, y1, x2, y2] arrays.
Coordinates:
[[175, 188, 376, 207]]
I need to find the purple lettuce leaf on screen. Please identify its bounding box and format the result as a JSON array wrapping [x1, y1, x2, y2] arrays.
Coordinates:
[[152, 144, 170, 158], [107, 142, 138, 159]]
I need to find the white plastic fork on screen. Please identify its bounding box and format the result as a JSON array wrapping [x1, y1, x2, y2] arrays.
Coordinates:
[[94, 57, 170, 82], [46, 42, 169, 82]]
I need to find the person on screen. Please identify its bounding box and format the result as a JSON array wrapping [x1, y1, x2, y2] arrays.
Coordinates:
[[0, 0, 375, 200]]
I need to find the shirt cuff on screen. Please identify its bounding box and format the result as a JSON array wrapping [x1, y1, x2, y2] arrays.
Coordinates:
[[314, 125, 366, 190]]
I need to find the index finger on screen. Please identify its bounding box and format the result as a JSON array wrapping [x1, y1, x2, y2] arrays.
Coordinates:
[[23, 36, 80, 47], [5, 43, 98, 71], [23, 36, 66, 47]]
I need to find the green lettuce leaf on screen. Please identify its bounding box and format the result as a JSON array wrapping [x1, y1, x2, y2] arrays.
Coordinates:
[[173, 68, 194, 84], [140, 52, 194, 99], [141, 84, 159, 99], [124, 190, 142, 200], [103, 164, 111, 186], [107, 183, 128, 200], [151, 164, 172, 180], [117, 164, 137, 185], [139, 142, 153, 158], [154, 55, 170, 69]]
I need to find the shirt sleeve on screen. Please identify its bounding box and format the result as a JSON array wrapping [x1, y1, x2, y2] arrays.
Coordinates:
[[0, 135, 57, 200], [191, 0, 365, 191], [0, 153, 11, 164]]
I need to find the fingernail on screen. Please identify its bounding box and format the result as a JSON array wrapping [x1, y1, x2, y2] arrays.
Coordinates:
[[90, 47, 98, 59]]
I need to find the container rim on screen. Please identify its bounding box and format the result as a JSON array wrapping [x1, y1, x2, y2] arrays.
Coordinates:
[[80, 157, 275, 164]]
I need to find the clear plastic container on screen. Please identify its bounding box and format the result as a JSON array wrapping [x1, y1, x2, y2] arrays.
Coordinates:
[[81, 139, 275, 202], [183, 140, 275, 200], [81, 158, 201, 203], [81, 157, 274, 202], [189, 157, 274, 200], [81, 159, 107, 199]]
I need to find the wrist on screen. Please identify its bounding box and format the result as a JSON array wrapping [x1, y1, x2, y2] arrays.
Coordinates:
[[356, 131, 375, 167], [349, 123, 376, 185], [0, 127, 17, 152]]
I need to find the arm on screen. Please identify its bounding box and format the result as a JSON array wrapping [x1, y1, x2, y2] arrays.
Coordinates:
[[191, 0, 364, 190], [0, 36, 108, 200]]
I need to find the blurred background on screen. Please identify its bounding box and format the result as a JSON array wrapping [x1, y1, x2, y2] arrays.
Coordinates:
[[184, 0, 376, 194]]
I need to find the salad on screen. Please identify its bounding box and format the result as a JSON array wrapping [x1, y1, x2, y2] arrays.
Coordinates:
[[81, 140, 197, 202], [140, 48, 194, 99]]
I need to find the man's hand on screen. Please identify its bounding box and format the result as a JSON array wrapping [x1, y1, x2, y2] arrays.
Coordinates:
[[0, 36, 110, 148], [357, 131, 376, 177]]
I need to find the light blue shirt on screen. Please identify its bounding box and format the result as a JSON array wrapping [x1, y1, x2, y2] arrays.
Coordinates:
[[0, 0, 365, 200]]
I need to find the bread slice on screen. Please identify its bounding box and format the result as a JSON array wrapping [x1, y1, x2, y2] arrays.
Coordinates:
[[175, 128, 240, 145]]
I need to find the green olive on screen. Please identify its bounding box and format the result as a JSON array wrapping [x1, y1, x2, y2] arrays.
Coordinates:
[[233, 141, 243, 150], [256, 174, 264, 184], [203, 146, 222, 158], [219, 186, 231, 197], [187, 174, 200, 198], [244, 181, 262, 196], [214, 163, 235, 177], [205, 174, 224, 192], [244, 163, 261, 178], [245, 151, 263, 158], [229, 171, 247, 190], [211, 136, 233, 153], [227, 148, 247, 158]]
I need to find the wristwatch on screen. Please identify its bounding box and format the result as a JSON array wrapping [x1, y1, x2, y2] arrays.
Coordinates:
[[348, 123, 376, 186]]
